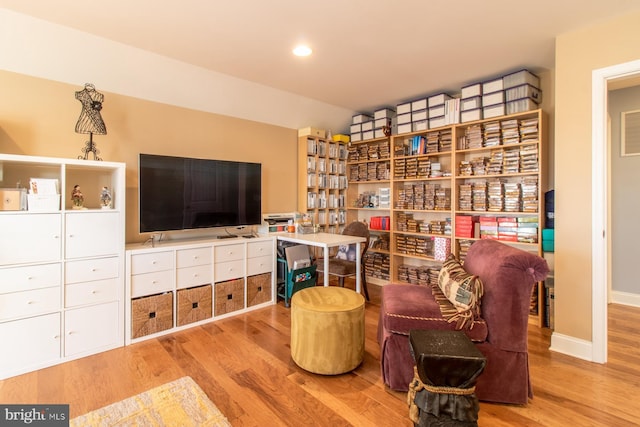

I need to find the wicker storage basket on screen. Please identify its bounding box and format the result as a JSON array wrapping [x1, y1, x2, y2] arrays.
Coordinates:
[[177, 284, 212, 326], [247, 272, 272, 307], [214, 278, 245, 316], [131, 292, 173, 339]]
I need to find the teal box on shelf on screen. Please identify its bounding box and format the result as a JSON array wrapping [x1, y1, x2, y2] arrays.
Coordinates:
[[542, 228, 555, 252]]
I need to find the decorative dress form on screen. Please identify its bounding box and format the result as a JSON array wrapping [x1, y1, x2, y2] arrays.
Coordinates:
[[75, 83, 107, 135]]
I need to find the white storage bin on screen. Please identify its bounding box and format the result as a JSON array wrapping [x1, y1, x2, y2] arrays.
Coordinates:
[[374, 108, 395, 119], [352, 114, 373, 124], [428, 93, 452, 107], [505, 84, 542, 103], [506, 98, 538, 115], [461, 96, 482, 111], [27, 194, 60, 211], [482, 78, 503, 94], [461, 108, 483, 123], [411, 98, 428, 111], [483, 103, 505, 119], [461, 83, 482, 98], [412, 120, 428, 132], [397, 123, 413, 135], [397, 102, 411, 115], [482, 90, 505, 107], [503, 69, 540, 89]]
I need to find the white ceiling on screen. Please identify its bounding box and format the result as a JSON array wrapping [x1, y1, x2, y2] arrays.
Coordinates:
[[2, 0, 640, 113]]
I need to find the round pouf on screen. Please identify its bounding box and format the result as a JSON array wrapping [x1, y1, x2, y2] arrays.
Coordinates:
[[290, 286, 365, 375]]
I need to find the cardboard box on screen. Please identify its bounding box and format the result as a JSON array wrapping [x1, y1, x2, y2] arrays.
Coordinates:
[[351, 132, 362, 142], [298, 127, 326, 138], [350, 124, 361, 134], [0, 188, 27, 211]]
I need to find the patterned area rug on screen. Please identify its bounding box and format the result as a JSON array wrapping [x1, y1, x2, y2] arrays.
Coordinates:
[[70, 376, 231, 426]]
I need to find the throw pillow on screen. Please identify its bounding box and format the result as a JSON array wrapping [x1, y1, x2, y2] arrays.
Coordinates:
[[433, 254, 484, 329]]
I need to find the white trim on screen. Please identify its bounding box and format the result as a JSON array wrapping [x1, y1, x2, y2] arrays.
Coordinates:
[[610, 290, 640, 308], [549, 332, 593, 362], [592, 59, 640, 364]]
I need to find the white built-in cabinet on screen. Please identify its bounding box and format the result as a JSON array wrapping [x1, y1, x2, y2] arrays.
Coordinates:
[[0, 154, 125, 379], [125, 237, 276, 344]]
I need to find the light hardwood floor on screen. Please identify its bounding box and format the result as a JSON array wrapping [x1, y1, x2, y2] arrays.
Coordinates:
[[1, 284, 639, 426]]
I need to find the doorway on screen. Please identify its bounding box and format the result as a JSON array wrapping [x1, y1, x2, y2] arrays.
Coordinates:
[[592, 59, 640, 363]]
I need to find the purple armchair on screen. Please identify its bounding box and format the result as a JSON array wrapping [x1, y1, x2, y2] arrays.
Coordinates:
[[377, 239, 549, 405]]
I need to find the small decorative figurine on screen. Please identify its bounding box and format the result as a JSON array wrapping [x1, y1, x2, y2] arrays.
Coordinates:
[[71, 184, 84, 209], [100, 186, 112, 209]]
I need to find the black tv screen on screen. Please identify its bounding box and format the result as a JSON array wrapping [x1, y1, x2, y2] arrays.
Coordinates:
[[139, 154, 262, 233]]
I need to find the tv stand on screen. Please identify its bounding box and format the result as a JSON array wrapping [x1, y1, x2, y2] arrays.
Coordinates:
[[217, 234, 237, 239]]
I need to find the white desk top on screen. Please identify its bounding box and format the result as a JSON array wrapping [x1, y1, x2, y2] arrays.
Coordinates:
[[274, 232, 366, 247]]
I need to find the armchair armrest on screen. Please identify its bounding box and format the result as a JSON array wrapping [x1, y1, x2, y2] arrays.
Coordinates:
[[463, 240, 549, 352]]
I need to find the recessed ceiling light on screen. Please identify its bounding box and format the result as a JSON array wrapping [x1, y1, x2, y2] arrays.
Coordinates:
[[293, 45, 312, 57]]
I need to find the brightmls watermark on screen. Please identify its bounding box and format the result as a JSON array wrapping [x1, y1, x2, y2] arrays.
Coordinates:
[[0, 405, 69, 426]]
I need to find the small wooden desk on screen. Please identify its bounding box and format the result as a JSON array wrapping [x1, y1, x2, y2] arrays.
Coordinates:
[[275, 232, 366, 293]]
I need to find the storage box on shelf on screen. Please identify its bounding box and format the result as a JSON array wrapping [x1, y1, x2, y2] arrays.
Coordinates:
[[0, 153, 125, 380], [338, 109, 548, 327], [298, 134, 349, 234], [125, 237, 275, 344], [453, 109, 547, 326], [345, 136, 393, 284], [391, 126, 454, 288]]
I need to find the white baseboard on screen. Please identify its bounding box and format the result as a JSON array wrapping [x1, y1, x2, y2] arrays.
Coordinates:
[[610, 290, 640, 308], [549, 332, 595, 362]]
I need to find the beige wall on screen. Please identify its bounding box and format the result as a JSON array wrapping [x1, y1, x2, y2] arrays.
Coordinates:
[[555, 11, 640, 340], [0, 70, 298, 243]]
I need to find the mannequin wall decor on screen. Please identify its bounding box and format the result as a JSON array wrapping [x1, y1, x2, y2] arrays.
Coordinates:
[[75, 83, 107, 160]]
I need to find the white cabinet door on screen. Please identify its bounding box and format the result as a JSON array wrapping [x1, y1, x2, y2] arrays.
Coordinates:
[[64, 301, 119, 356], [66, 212, 119, 259], [0, 313, 61, 378], [0, 213, 61, 266]]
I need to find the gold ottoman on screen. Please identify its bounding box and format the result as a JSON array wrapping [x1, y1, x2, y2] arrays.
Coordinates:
[[290, 286, 365, 375]]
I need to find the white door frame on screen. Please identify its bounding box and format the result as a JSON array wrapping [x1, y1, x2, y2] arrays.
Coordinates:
[[592, 59, 640, 363]]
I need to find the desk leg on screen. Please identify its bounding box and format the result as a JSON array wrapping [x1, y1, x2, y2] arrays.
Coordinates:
[[323, 248, 329, 287], [355, 242, 361, 294]]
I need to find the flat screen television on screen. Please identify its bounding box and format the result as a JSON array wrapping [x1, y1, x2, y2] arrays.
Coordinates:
[[138, 153, 262, 234]]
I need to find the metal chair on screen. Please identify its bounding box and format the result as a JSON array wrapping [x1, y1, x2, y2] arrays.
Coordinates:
[[317, 221, 370, 301]]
